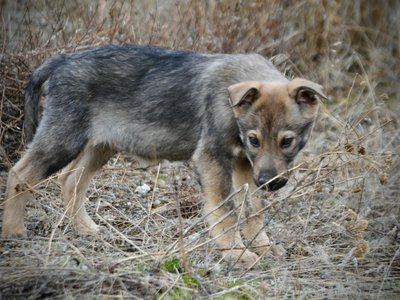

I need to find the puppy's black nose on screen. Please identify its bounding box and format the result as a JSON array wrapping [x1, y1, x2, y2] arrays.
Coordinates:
[[267, 177, 288, 191], [257, 175, 288, 191], [258, 176, 270, 187]]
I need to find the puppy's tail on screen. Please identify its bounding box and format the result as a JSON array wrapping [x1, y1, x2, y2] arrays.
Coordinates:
[[24, 54, 67, 143]]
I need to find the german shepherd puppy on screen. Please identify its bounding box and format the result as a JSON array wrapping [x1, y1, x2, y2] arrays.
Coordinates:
[[2, 45, 326, 267]]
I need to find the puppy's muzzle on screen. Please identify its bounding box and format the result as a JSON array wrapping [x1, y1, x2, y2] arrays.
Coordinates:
[[256, 173, 288, 191]]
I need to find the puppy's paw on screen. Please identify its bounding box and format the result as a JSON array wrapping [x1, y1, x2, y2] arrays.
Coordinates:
[[75, 221, 101, 236], [251, 242, 286, 258], [223, 249, 260, 269], [2, 226, 27, 238]]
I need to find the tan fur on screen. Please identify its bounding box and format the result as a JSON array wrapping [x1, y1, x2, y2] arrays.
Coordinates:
[[58, 145, 114, 234], [2, 153, 41, 237], [193, 150, 259, 265], [233, 158, 286, 258]]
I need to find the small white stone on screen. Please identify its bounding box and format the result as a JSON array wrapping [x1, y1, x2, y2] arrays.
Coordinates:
[[135, 183, 151, 194], [152, 199, 161, 207]]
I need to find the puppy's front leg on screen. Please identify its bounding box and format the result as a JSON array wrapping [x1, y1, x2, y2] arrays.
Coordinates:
[[194, 152, 259, 267], [233, 158, 285, 257]]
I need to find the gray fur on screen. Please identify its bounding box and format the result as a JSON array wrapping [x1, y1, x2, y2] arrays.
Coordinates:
[[24, 45, 287, 178]]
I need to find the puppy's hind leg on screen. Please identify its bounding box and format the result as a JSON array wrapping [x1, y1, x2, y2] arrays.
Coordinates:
[[59, 144, 114, 235], [2, 141, 87, 238], [2, 153, 45, 237], [2, 110, 90, 238]]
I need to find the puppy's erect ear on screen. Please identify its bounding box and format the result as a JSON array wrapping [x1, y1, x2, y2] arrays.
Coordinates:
[[228, 81, 261, 116], [288, 78, 327, 106]]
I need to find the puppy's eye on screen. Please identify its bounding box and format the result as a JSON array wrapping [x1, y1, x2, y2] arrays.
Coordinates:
[[280, 137, 294, 149], [248, 135, 260, 148]]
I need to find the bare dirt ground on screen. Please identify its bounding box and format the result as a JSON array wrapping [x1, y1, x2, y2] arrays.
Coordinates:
[[1, 1, 399, 299]]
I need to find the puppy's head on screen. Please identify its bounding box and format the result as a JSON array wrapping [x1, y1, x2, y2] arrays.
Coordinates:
[[228, 78, 327, 191]]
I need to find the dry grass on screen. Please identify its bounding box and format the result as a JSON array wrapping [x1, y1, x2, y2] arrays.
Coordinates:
[[1, 0, 399, 298]]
